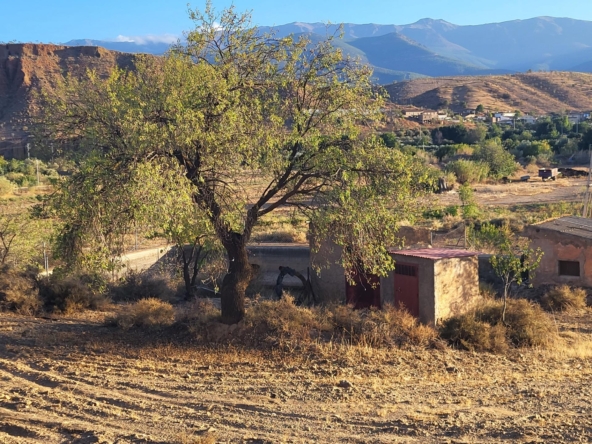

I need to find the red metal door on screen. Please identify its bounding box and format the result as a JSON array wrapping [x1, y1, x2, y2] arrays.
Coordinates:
[[345, 271, 381, 309], [394, 263, 419, 317]]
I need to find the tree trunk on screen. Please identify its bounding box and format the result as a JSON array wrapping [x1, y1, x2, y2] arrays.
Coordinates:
[[220, 232, 251, 324]]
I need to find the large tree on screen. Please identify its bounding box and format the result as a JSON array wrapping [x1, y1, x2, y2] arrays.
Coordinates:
[[35, 3, 429, 323]]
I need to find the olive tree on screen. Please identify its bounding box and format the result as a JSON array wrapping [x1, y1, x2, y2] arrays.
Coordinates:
[[35, 3, 430, 323]]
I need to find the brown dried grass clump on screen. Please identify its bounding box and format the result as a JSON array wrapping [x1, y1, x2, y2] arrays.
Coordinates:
[[243, 298, 437, 349], [540, 285, 588, 312], [113, 298, 175, 330], [39, 274, 110, 314], [441, 298, 557, 352], [245, 295, 330, 343], [0, 266, 41, 315], [330, 304, 438, 348], [109, 270, 177, 302]]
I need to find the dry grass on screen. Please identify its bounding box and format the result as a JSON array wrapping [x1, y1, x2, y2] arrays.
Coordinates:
[[112, 298, 176, 330], [109, 270, 178, 302], [441, 297, 558, 352], [540, 285, 588, 312], [0, 267, 41, 315], [251, 225, 307, 243], [39, 274, 110, 314]]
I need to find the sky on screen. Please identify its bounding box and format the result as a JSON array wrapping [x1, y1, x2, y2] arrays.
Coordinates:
[[3, 0, 592, 43]]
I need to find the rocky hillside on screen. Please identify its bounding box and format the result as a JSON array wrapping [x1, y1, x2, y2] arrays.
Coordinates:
[[0, 44, 136, 158], [385, 72, 592, 114]]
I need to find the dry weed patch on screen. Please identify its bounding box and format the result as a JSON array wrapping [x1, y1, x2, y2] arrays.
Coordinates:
[[112, 298, 175, 330], [441, 298, 557, 352], [0, 266, 41, 315], [540, 285, 588, 312]]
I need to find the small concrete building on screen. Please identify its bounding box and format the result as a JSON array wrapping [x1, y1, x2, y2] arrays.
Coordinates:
[[311, 245, 482, 326], [525, 216, 592, 287]]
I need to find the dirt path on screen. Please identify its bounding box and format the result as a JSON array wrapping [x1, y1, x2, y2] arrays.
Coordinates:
[[0, 313, 591, 443], [440, 179, 588, 207]]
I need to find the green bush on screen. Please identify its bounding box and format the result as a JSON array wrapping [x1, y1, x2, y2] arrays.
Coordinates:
[[540, 285, 587, 312], [0, 177, 14, 195], [446, 159, 490, 184], [473, 140, 518, 179]]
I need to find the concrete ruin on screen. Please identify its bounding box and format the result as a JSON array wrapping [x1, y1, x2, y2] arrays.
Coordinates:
[[525, 216, 592, 287]]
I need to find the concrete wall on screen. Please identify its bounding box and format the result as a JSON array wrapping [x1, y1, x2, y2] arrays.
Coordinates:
[[434, 256, 480, 324], [309, 239, 346, 304], [525, 228, 592, 287], [247, 245, 310, 288]]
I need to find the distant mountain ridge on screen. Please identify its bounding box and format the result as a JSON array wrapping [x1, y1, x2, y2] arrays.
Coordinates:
[[62, 16, 592, 84]]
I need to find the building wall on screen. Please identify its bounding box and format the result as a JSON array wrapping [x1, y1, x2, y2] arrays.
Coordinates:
[[434, 256, 480, 324], [526, 229, 592, 287], [387, 254, 436, 325], [309, 239, 346, 304]]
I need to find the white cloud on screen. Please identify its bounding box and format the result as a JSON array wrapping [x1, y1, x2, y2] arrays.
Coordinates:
[[111, 34, 179, 45]]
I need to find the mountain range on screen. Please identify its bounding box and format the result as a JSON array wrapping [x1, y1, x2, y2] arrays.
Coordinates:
[[63, 16, 592, 84]]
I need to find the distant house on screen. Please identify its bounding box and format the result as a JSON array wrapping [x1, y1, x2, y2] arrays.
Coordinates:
[[525, 216, 592, 287], [419, 111, 438, 124], [518, 115, 537, 125]]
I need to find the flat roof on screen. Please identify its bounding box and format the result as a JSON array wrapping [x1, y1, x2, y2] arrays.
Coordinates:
[[534, 216, 592, 240], [389, 248, 480, 260]]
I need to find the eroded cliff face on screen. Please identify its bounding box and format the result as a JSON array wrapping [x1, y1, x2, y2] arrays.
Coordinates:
[[0, 44, 138, 158]]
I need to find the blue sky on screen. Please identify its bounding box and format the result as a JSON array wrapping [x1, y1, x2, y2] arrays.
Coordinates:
[[2, 0, 592, 43]]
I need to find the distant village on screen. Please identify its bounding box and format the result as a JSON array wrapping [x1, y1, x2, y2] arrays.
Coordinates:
[[394, 106, 591, 127]]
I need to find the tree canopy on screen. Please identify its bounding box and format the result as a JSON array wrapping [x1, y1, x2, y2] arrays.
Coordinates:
[[35, 3, 430, 323]]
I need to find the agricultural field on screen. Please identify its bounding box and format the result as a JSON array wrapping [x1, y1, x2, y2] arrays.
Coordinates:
[[0, 305, 590, 444]]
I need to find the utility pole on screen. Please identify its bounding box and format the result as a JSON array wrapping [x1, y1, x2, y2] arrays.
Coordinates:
[[583, 144, 592, 218]]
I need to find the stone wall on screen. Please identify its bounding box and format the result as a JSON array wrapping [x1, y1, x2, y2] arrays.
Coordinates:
[[434, 256, 481, 324]]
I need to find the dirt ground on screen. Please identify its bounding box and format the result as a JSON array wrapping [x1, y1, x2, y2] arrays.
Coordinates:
[[0, 309, 591, 444], [440, 178, 589, 207]]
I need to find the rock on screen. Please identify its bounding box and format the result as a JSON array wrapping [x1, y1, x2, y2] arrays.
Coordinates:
[[337, 380, 353, 389]]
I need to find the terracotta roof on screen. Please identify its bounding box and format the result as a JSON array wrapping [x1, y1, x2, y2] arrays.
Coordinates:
[[533, 216, 592, 239], [388, 248, 480, 260]]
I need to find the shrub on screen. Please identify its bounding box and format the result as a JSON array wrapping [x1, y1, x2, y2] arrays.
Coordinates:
[[330, 304, 438, 348], [109, 270, 177, 302], [112, 298, 175, 330], [0, 177, 14, 195], [446, 159, 490, 184], [245, 295, 328, 342], [473, 140, 518, 179], [0, 266, 41, 314], [540, 285, 587, 312], [478, 299, 557, 348], [441, 298, 557, 351], [39, 274, 110, 314], [440, 314, 508, 353]]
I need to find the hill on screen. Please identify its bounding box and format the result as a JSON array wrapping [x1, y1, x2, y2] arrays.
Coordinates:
[[384, 72, 592, 114], [0, 44, 136, 158]]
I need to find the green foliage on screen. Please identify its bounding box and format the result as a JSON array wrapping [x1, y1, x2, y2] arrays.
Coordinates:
[[432, 125, 467, 144], [0, 177, 14, 195], [379, 132, 399, 148], [35, 2, 423, 323], [458, 183, 480, 219], [445, 159, 489, 184], [435, 145, 458, 162], [472, 140, 518, 179]]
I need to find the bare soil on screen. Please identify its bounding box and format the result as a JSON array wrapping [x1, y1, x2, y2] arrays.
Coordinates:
[[440, 178, 588, 207], [0, 309, 591, 444]]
